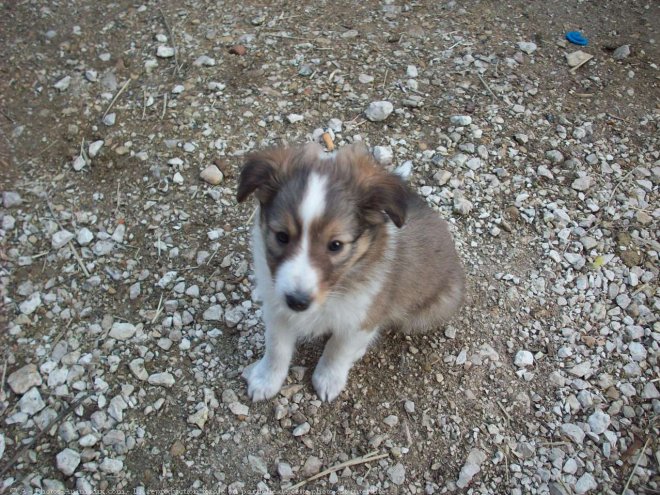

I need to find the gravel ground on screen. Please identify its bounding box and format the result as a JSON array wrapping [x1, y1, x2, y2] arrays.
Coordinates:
[[1, 0, 658, 493]]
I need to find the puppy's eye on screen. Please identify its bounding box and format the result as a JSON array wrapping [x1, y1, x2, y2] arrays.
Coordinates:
[[275, 232, 290, 244], [328, 240, 343, 252]]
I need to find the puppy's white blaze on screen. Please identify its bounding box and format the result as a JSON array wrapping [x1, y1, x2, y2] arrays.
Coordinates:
[[275, 172, 327, 301]]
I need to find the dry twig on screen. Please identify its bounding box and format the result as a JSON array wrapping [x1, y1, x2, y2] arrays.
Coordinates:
[[103, 78, 131, 119], [621, 437, 650, 495]]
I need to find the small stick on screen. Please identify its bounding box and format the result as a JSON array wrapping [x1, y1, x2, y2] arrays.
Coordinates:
[[161, 93, 168, 120], [115, 179, 121, 217], [151, 293, 164, 324], [382, 68, 388, 91], [246, 207, 258, 226], [31, 251, 50, 260], [607, 166, 639, 209], [142, 89, 147, 120], [621, 437, 650, 495], [102, 78, 131, 119], [496, 400, 511, 422], [0, 393, 91, 478], [69, 242, 90, 277], [159, 8, 180, 74], [286, 451, 388, 491], [477, 72, 499, 100], [0, 359, 7, 399]]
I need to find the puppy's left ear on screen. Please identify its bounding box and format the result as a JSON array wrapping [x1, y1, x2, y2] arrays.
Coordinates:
[[360, 172, 409, 228], [237, 149, 287, 204]]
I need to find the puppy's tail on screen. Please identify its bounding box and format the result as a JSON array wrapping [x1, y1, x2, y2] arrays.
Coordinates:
[[393, 160, 413, 181]]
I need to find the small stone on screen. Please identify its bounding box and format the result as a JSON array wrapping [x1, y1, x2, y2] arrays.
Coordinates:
[[200, 165, 224, 185], [52, 230, 74, 249], [327, 118, 342, 133], [588, 410, 610, 434], [277, 462, 293, 481], [3, 191, 23, 208], [613, 45, 631, 60], [99, 458, 123, 474], [450, 115, 472, 126], [56, 448, 81, 476], [129, 359, 148, 381], [517, 41, 537, 54], [0, 434, 5, 461], [188, 406, 209, 429], [248, 454, 268, 476], [287, 113, 304, 124], [445, 326, 457, 339], [383, 415, 399, 427], [88, 140, 104, 158], [77, 228, 94, 246], [303, 456, 322, 477], [293, 422, 311, 436], [72, 154, 86, 171], [229, 401, 249, 417], [365, 101, 394, 121], [229, 45, 247, 55], [103, 113, 116, 126], [373, 145, 393, 165], [194, 55, 216, 66], [54, 76, 71, 91], [571, 176, 593, 191], [109, 322, 136, 340], [19, 292, 42, 315], [575, 473, 597, 494], [628, 342, 647, 362], [173, 172, 184, 185], [514, 350, 534, 367], [359, 73, 374, 84], [569, 361, 592, 377], [203, 305, 223, 321], [157, 46, 175, 58], [148, 372, 175, 387], [456, 448, 487, 488], [8, 364, 42, 394], [19, 387, 46, 415], [170, 440, 186, 457], [641, 383, 660, 400], [546, 150, 564, 164], [434, 170, 451, 186], [453, 194, 473, 215], [387, 462, 406, 485], [561, 423, 585, 443], [404, 400, 415, 413]]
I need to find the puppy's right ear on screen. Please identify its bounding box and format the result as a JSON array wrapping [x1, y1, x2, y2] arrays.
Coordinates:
[[236, 151, 282, 204]]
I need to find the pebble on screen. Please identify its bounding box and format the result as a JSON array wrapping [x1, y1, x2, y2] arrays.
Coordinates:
[[575, 473, 597, 494], [19, 387, 46, 415], [450, 115, 472, 126], [129, 359, 149, 381], [248, 454, 268, 475], [157, 46, 175, 58], [514, 350, 534, 367], [88, 140, 104, 157], [641, 383, 659, 400], [387, 462, 406, 485], [302, 456, 322, 476], [200, 165, 224, 185], [293, 422, 311, 436], [52, 230, 74, 249], [103, 113, 116, 126], [8, 364, 42, 394], [571, 176, 593, 191], [628, 342, 647, 362], [546, 150, 564, 164], [613, 44, 631, 60], [53, 76, 71, 91], [517, 41, 537, 54], [383, 415, 399, 427], [453, 194, 473, 215], [194, 55, 216, 66], [19, 293, 42, 315], [3, 191, 22, 208], [99, 458, 124, 474], [365, 101, 393, 121], [277, 462, 293, 481], [561, 423, 585, 443], [373, 145, 393, 165], [287, 113, 304, 124], [148, 372, 175, 387], [109, 322, 136, 340], [456, 448, 487, 488], [588, 410, 610, 434], [56, 448, 81, 476], [203, 305, 223, 321], [228, 401, 249, 417]]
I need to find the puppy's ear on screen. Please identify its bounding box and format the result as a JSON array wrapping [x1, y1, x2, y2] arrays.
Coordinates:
[[360, 172, 409, 228], [237, 149, 287, 204]]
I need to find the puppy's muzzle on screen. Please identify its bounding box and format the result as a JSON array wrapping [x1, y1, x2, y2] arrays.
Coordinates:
[[285, 291, 312, 312]]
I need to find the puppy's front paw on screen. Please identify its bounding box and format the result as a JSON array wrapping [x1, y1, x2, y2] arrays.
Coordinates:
[[312, 363, 348, 402], [243, 359, 286, 401]]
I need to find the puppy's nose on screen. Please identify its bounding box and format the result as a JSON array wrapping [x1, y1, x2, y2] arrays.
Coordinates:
[[285, 292, 312, 312]]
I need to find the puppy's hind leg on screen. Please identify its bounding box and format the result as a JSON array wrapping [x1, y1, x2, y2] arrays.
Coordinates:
[[312, 327, 379, 402]]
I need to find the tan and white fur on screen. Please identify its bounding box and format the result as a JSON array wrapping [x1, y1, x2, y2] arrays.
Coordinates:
[[237, 144, 465, 402]]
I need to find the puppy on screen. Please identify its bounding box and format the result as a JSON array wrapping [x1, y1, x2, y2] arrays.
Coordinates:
[[237, 143, 465, 402]]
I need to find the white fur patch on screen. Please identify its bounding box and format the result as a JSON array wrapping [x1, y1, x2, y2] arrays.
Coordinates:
[[275, 173, 328, 302]]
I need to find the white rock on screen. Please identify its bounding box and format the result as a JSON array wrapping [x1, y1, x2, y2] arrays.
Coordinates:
[[109, 322, 136, 340], [203, 305, 223, 321], [129, 359, 149, 381], [365, 101, 393, 121], [188, 406, 209, 429], [569, 361, 591, 377], [517, 41, 537, 54], [406, 65, 418, 78], [327, 118, 342, 133], [19, 387, 46, 415], [111, 224, 126, 243], [99, 458, 123, 473], [52, 230, 74, 249], [287, 113, 304, 124], [628, 342, 647, 361], [194, 55, 216, 66], [387, 462, 406, 485], [56, 448, 81, 476], [450, 115, 472, 126], [148, 372, 175, 387], [561, 423, 585, 443], [157, 271, 177, 288], [514, 350, 534, 367], [453, 194, 473, 215], [88, 140, 104, 157], [200, 165, 224, 185], [102, 113, 116, 126], [229, 401, 249, 417], [77, 228, 94, 246], [157, 46, 175, 58], [571, 176, 593, 191], [359, 74, 374, 84], [0, 433, 4, 461], [456, 448, 487, 488], [613, 44, 630, 60], [8, 364, 42, 394], [293, 422, 311, 436], [588, 410, 610, 434], [173, 172, 184, 185], [3, 191, 23, 208], [641, 383, 660, 400], [373, 145, 393, 165], [575, 473, 597, 494], [54, 76, 72, 91], [93, 239, 114, 256], [19, 293, 42, 315], [72, 154, 86, 171]]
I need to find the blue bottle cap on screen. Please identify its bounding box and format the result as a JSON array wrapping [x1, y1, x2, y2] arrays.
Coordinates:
[[566, 31, 588, 46]]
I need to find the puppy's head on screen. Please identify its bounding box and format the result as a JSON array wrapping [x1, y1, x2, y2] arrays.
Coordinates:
[[237, 144, 408, 312]]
